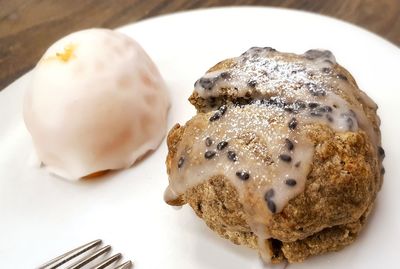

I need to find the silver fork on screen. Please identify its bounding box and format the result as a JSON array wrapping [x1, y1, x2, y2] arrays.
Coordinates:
[[37, 239, 132, 269]]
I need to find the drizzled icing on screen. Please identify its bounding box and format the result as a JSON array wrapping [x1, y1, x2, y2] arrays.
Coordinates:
[[165, 47, 381, 262], [193, 47, 379, 145], [195, 48, 335, 99], [24, 29, 170, 179]]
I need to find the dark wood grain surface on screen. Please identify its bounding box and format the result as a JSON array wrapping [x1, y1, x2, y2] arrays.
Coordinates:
[[1, 0, 399, 90]]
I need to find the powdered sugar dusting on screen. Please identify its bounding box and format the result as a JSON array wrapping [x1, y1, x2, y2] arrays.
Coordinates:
[[194, 47, 335, 100]]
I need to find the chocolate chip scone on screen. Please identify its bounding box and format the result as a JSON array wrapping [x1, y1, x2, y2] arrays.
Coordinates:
[[164, 47, 384, 263]]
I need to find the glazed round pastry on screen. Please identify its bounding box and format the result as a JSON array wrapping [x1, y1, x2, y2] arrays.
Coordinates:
[[165, 48, 384, 263], [24, 28, 169, 179]]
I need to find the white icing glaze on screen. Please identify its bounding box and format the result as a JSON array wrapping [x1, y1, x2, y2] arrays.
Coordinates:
[[23, 28, 170, 180], [167, 47, 381, 262], [194, 47, 379, 144], [194, 48, 335, 98]]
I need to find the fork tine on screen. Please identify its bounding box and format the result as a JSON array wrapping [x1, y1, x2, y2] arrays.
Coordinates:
[[66, 245, 111, 269], [113, 261, 133, 269], [37, 239, 102, 269], [91, 253, 122, 269]]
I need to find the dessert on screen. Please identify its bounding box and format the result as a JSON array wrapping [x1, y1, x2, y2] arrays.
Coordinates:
[[23, 28, 169, 179], [165, 47, 384, 263]]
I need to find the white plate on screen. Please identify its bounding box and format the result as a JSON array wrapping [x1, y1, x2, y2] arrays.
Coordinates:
[[1, 7, 399, 269]]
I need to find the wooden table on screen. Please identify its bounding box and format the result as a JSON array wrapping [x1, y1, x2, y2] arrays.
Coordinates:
[[1, 0, 399, 90]]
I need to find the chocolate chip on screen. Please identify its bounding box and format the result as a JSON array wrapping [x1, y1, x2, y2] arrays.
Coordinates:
[[285, 179, 297, 186], [178, 157, 185, 168], [219, 105, 227, 115], [265, 98, 276, 106], [288, 117, 298, 130], [204, 150, 216, 159], [284, 107, 294, 113], [322, 67, 331, 73], [263, 47, 276, 52], [265, 188, 275, 199], [321, 105, 333, 113], [236, 170, 250, 181], [378, 146, 385, 158], [227, 151, 238, 162], [381, 167, 385, 175], [295, 161, 301, 167], [198, 77, 218, 90], [209, 112, 221, 122], [284, 104, 294, 113], [248, 80, 257, 88], [304, 49, 333, 60], [209, 105, 227, 122], [291, 67, 306, 75], [220, 72, 230, 79], [294, 100, 307, 110], [336, 74, 348, 81], [267, 200, 277, 213], [315, 106, 327, 113], [205, 137, 213, 147], [264, 189, 276, 213], [326, 114, 334, 122], [285, 138, 294, 151], [346, 117, 354, 130], [266, 97, 286, 108], [310, 89, 327, 97], [308, 102, 320, 109], [217, 141, 228, 151], [279, 154, 292, 162], [310, 111, 323, 117]]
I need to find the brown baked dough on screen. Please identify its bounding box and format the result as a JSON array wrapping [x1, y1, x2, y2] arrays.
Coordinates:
[[165, 48, 383, 263]]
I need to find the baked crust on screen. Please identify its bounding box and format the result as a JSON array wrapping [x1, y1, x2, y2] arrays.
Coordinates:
[[165, 49, 383, 263], [167, 116, 380, 262]]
